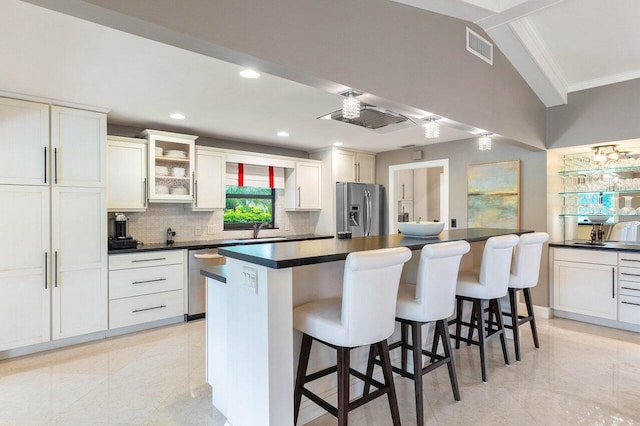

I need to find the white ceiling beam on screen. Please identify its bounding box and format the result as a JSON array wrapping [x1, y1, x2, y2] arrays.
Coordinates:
[[476, 0, 566, 30], [390, 0, 494, 22]]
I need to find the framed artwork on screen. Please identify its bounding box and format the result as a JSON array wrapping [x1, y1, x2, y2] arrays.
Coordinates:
[[467, 160, 520, 228]]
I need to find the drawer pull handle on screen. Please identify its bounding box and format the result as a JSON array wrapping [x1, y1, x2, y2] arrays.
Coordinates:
[[132, 305, 167, 313], [621, 272, 640, 277], [132, 278, 167, 285], [132, 257, 166, 263], [621, 301, 640, 307], [621, 286, 640, 292], [621, 258, 640, 262]]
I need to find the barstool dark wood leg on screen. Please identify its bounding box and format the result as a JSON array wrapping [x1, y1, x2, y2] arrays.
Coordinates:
[[476, 299, 488, 382], [523, 288, 540, 348], [493, 299, 510, 366], [466, 301, 477, 346], [294, 334, 313, 425], [411, 322, 424, 426], [455, 296, 463, 349], [363, 343, 378, 396], [337, 346, 350, 426], [401, 322, 409, 371], [508, 288, 521, 361], [430, 323, 440, 363], [379, 340, 401, 426], [438, 319, 460, 401]]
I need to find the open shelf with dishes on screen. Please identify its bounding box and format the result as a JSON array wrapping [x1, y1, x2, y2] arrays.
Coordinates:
[[142, 129, 197, 203]]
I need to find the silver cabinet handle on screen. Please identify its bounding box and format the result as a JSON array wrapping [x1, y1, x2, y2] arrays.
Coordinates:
[[132, 257, 166, 263], [353, 162, 358, 182], [132, 278, 167, 285], [54, 251, 58, 288], [133, 305, 167, 313], [621, 272, 640, 277], [612, 267, 615, 298], [143, 178, 147, 207], [192, 171, 195, 199], [402, 183, 405, 200], [54, 148, 58, 184], [621, 286, 640, 292], [44, 146, 47, 184], [194, 180, 198, 207], [298, 186, 301, 208], [621, 258, 640, 262], [622, 301, 640, 307], [357, 162, 361, 182], [44, 252, 48, 289]]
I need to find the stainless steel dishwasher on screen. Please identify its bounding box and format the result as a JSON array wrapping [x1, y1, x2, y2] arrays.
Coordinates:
[[188, 248, 226, 320]]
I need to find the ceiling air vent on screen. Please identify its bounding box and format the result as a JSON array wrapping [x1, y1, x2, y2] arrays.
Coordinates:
[[466, 27, 493, 65]]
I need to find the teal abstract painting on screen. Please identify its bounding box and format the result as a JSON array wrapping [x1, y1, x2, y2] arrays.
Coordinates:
[[467, 161, 520, 228]]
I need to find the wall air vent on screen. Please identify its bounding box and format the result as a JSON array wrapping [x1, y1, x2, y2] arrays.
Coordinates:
[[466, 27, 493, 65]]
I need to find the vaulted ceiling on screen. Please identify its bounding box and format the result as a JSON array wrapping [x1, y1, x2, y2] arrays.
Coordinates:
[[392, 0, 640, 106]]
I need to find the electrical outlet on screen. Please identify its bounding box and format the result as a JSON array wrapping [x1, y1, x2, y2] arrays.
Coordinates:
[[207, 225, 216, 235], [242, 266, 258, 294], [451, 218, 457, 228], [194, 226, 202, 235]]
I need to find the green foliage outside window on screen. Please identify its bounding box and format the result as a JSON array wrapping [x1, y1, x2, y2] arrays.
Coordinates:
[[224, 186, 274, 226]]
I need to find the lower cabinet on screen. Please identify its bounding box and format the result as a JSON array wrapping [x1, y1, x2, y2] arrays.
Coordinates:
[[618, 253, 640, 325], [108, 250, 185, 330]]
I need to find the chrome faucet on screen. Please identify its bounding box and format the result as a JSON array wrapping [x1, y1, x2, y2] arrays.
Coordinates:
[[253, 222, 268, 239]]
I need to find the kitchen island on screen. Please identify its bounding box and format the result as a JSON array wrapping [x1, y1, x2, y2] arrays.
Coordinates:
[[205, 229, 532, 426]]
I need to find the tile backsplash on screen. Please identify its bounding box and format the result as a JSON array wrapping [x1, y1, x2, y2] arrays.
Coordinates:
[[116, 189, 312, 244]]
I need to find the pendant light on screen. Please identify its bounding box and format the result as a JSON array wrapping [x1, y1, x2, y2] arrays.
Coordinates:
[[341, 90, 361, 120], [423, 116, 440, 139], [478, 133, 492, 151]]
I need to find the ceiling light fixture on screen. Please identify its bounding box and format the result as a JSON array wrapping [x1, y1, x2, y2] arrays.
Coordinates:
[[422, 116, 440, 139], [478, 133, 492, 151], [341, 90, 361, 120], [170, 113, 186, 120], [277, 131, 289, 137], [239, 69, 261, 79]]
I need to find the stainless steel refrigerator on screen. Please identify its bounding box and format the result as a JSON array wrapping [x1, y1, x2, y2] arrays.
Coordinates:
[[336, 182, 385, 237]]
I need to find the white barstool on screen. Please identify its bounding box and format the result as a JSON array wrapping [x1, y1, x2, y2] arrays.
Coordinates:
[[506, 232, 549, 361], [451, 234, 519, 382], [365, 241, 470, 426], [293, 247, 411, 426], [609, 221, 640, 241]]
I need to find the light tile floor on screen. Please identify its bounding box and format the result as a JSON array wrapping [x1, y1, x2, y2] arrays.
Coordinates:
[[1, 317, 640, 425]]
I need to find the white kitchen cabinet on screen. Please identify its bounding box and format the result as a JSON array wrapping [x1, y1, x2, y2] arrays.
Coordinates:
[[618, 253, 640, 324], [191, 147, 225, 210], [285, 161, 322, 210], [51, 187, 107, 340], [51, 106, 106, 188], [107, 136, 148, 212], [108, 250, 186, 330], [0, 98, 49, 186], [143, 129, 197, 203], [553, 248, 617, 320], [333, 149, 376, 183], [0, 186, 50, 351]]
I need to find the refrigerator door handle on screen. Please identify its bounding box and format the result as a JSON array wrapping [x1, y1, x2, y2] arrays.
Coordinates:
[[364, 190, 372, 236], [343, 183, 349, 232]]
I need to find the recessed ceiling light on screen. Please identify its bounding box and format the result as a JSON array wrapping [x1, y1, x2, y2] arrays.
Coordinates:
[[170, 113, 186, 120], [333, 141, 343, 146], [277, 131, 289, 137], [239, 69, 261, 79]]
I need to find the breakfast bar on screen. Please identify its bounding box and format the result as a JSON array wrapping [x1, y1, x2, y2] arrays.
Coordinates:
[[204, 228, 532, 426]]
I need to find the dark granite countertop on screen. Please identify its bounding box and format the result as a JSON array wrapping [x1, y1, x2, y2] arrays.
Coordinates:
[[218, 228, 533, 269], [201, 265, 227, 283], [550, 240, 640, 252], [108, 234, 333, 254]]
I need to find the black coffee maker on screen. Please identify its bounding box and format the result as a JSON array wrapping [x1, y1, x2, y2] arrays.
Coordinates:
[[109, 213, 139, 250]]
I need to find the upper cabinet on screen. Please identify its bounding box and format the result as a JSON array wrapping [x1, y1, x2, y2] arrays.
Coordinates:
[[142, 129, 197, 203], [333, 148, 375, 184], [192, 147, 225, 210], [107, 136, 148, 212], [285, 161, 322, 210], [0, 98, 49, 186], [51, 106, 107, 188]]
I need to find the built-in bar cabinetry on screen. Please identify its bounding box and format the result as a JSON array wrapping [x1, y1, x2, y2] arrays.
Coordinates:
[[108, 250, 186, 330], [107, 136, 148, 212], [552, 247, 640, 328], [0, 97, 107, 352], [142, 129, 197, 203]]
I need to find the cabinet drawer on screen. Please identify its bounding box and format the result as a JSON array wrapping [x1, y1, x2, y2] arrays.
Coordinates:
[[618, 252, 640, 268], [109, 264, 183, 300], [109, 290, 183, 329], [554, 248, 617, 265], [618, 266, 640, 284], [619, 294, 640, 325], [109, 250, 184, 270], [620, 280, 640, 294]]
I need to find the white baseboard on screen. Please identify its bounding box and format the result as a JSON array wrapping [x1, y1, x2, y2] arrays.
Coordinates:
[[518, 302, 551, 320]]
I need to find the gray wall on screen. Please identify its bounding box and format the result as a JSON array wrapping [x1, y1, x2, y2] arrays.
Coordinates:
[[107, 123, 309, 158], [376, 140, 549, 306], [547, 78, 640, 149], [30, 0, 546, 149]]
